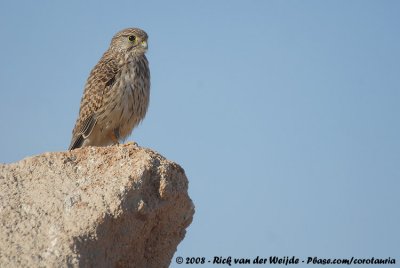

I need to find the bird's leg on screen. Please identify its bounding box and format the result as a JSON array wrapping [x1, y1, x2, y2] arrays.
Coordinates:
[[109, 129, 120, 145]]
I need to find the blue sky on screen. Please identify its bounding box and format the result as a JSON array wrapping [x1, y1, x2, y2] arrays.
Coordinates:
[[0, 0, 399, 266]]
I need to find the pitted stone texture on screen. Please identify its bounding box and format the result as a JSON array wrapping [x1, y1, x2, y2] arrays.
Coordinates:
[[0, 144, 194, 268]]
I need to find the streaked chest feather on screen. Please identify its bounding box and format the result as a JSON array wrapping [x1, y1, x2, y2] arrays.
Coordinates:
[[102, 57, 150, 132]]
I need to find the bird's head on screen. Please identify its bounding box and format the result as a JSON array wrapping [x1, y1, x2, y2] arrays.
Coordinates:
[[110, 28, 148, 56]]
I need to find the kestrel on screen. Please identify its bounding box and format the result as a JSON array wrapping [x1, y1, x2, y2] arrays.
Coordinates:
[[69, 28, 150, 150]]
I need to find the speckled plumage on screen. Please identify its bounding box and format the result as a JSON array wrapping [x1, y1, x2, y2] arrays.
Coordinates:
[[69, 28, 150, 150]]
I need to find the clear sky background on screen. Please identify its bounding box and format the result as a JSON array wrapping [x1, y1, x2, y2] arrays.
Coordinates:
[[0, 0, 399, 266]]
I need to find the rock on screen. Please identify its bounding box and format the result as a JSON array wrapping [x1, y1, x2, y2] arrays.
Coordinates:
[[0, 144, 194, 268]]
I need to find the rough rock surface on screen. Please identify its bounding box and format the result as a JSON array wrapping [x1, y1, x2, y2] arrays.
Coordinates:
[[0, 144, 194, 268]]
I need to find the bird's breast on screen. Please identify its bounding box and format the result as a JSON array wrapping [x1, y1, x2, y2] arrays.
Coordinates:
[[101, 57, 150, 138]]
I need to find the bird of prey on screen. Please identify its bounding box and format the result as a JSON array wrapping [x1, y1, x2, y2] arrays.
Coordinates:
[[69, 28, 150, 150]]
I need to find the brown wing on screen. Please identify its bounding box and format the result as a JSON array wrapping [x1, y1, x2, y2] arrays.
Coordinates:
[[69, 51, 119, 150]]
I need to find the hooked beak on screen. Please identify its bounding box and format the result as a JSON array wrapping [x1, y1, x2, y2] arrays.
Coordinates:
[[141, 40, 148, 50]]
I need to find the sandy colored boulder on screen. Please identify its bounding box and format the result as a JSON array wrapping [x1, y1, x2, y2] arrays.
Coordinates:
[[0, 144, 194, 267]]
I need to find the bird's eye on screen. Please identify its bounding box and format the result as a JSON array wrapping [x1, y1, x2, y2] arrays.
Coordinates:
[[128, 35, 136, 42]]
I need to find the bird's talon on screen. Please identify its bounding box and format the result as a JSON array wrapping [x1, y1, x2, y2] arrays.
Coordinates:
[[125, 141, 138, 147]]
